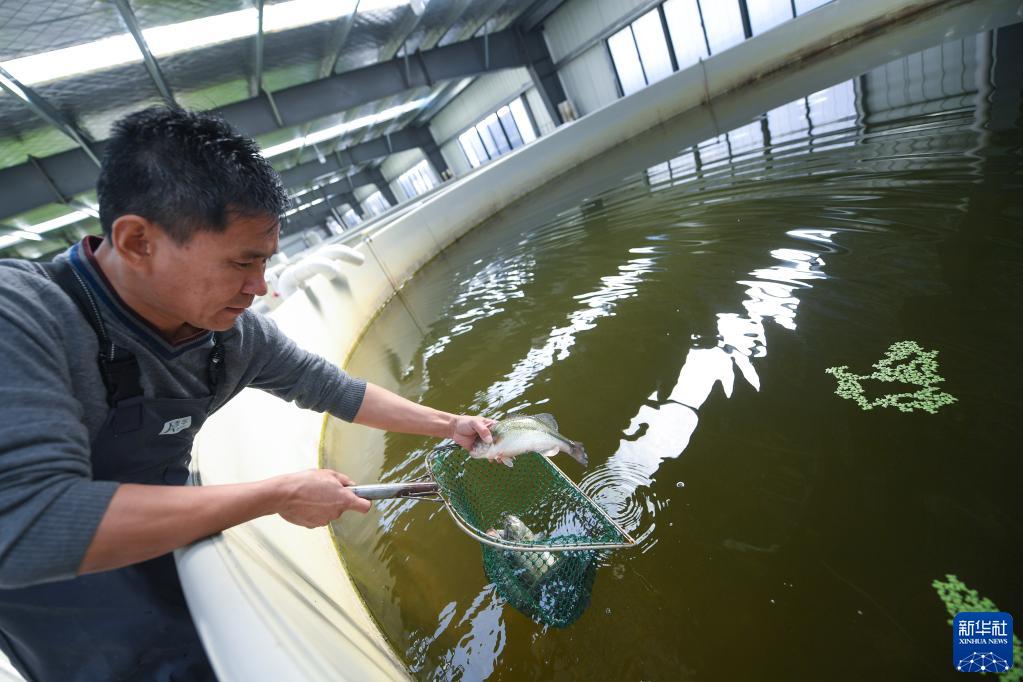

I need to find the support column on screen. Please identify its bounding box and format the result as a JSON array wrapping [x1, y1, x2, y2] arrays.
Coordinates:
[[339, 192, 364, 218], [518, 29, 570, 125], [417, 127, 451, 179], [367, 167, 399, 207]]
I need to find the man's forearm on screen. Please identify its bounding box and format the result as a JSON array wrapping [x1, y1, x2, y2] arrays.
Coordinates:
[[78, 468, 369, 575], [78, 479, 281, 575], [352, 382, 454, 438]]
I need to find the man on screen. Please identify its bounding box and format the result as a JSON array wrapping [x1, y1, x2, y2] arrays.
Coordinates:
[[0, 107, 494, 680]]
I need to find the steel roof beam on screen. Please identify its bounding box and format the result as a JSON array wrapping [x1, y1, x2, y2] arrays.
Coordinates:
[[220, 28, 525, 137], [410, 0, 510, 127], [284, 170, 378, 232], [0, 66, 102, 166], [279, 126, 436, 188], [290, 1, 361, 169], [250, 0, 266, 96], [380, 4, 427, 63], [519, 26, 569, 125], [0, 29, 527, 223], [365, 166, 399, 207], [289, 166, 398, 216], [112, 0, 176, 106], [321, 1, 361, 77]]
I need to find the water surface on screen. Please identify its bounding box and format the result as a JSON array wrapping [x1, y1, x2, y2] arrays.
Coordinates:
[[324, 25, 1022, 681]]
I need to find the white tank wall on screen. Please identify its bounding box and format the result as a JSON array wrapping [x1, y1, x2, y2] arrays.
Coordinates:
[[176, 1, 1021, 680]]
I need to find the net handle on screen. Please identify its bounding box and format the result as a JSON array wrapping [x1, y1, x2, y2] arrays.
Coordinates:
[[347, 482, 440, 500]]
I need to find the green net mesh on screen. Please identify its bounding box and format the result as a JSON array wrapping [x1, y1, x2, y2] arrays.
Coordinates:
[[428, 448, 633, 627]]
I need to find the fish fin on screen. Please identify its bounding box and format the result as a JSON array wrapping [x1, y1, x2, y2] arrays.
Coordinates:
[[533, 413, 559, 431], [569, 441, 588, 467], [540, 447, 559, 458]]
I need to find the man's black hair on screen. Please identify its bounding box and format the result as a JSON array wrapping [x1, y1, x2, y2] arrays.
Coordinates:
[[97, 106, 289, 243]]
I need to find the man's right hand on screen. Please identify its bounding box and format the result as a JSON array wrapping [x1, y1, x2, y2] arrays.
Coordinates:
[[78, 469, 371, 576], [273, 469, 372, 528]]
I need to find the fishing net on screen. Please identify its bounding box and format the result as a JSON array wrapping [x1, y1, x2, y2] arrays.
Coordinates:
[[428, 448, 633, 627]]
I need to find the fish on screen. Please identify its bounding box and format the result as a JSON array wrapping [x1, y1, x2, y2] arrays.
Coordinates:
[[484, 514, 558, 581], [469, 413, 588, 468]]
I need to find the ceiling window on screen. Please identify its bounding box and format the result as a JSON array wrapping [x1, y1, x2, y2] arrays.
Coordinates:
[[608, 29, 646, 97], [363, 191, 391, 217], [746, 0, 794, 35], [699, 0, 745, 54], [662, 0, 709, 70], [608, 8, 674, 97], [457, 97, 537, 169], [458, 129, 488, 168], [632, 10, 674, 84], [397, 159, 440, 200], [509, 98, 537, 144]]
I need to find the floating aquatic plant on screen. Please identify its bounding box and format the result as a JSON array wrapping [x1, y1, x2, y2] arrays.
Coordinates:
[[932, 574, 1021, 681], [825, 340, 956, 414]]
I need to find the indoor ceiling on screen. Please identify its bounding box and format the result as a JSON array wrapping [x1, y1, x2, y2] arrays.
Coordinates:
[[0, 0, 558, 257]]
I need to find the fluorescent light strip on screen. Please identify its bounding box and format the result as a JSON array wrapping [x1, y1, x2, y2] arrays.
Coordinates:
[[25, 210, 93, 234], [261, 96, 432, 158], [0, 0, 410, 86], [284, 196, 325, 217]]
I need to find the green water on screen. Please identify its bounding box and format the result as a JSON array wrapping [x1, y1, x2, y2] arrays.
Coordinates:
[[324, 25, 1023, 681]]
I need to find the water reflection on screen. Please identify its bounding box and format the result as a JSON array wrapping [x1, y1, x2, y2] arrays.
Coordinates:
[[422, 253, 536, 365], [479, 255, 657, 412], [587, 237, 830, 534]]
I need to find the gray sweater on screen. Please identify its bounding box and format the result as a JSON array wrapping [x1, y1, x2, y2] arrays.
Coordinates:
[[0, 237, 366, 588]]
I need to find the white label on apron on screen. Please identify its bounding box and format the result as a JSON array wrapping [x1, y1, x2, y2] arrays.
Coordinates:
[[158, 416, 192, 436]]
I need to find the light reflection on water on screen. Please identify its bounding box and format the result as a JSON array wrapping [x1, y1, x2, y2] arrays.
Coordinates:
[[588, 237, 831, 539], [324, 26, 1022, 681]]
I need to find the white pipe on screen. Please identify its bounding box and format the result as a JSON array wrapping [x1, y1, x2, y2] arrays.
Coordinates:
[[316, 244, 366, 267], [277, 257, 342, 298], [264, 263, 288, 289]]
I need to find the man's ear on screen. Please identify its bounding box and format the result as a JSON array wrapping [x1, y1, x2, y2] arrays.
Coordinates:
[[109, 214, 158, 270]]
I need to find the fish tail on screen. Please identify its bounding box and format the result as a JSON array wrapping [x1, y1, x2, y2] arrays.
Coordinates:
[[569, 441, 588, 466]]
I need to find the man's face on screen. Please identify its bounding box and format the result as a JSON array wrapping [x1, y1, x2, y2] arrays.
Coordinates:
[[147, 213, 279, 332]]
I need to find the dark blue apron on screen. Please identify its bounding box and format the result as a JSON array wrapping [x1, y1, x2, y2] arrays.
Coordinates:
[[0, 260, 222, 681]]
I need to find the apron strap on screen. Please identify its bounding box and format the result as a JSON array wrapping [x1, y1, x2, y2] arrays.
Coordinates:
[[37, 260, 143, 405], [37, 259, 226, 401]]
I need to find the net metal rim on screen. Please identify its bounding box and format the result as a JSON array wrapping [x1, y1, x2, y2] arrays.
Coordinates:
[[427, 449, 638, 553]]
